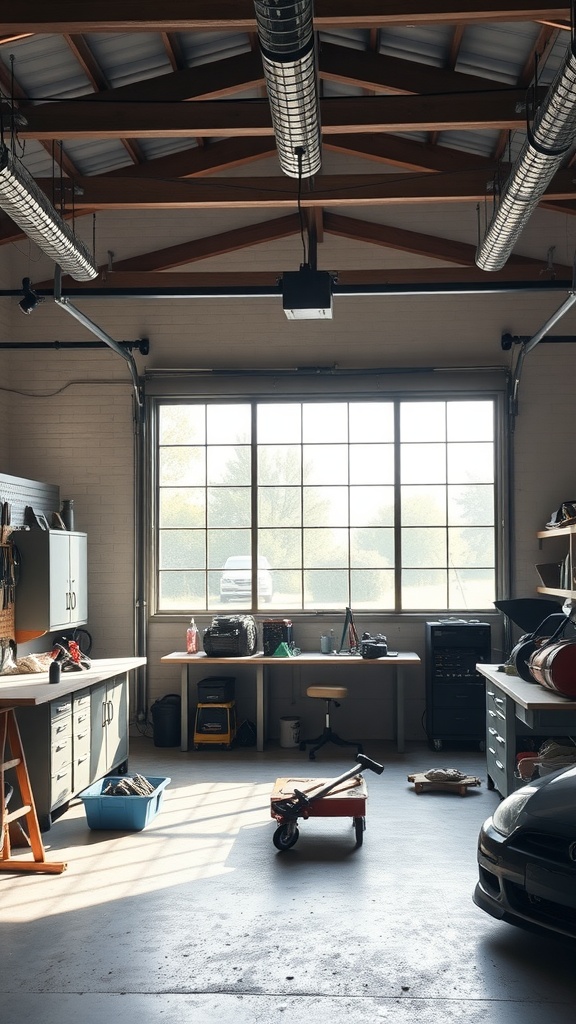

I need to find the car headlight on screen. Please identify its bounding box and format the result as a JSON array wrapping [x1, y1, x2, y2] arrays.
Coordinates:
[[491, 786, 537, 837]]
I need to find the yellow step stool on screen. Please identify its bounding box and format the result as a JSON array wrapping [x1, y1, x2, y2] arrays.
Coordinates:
[[193, 701, 237, 749]]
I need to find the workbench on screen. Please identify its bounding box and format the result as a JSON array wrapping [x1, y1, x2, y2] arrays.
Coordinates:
[[0, 657, 146, 829], [161, 650, 420, 754], [476, 663, 576, 798]]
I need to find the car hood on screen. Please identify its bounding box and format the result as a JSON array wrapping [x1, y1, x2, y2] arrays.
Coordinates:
[[516, 765, 576, 827]]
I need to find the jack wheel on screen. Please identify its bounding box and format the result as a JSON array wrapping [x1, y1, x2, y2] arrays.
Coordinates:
[[273, 823, 300, 851], [354, 816, 365, 847]]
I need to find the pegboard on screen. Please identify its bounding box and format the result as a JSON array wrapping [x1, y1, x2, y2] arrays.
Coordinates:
[[0, 473, 60, 529]]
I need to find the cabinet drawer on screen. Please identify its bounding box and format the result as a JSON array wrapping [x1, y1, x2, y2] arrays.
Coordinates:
[[50, 697, 73, 723], [487, 721, 506, 755], [74, 752, 91, 794], [486, 686, 508, 719], [74, 688, 91, 712], [486, 743, 507, 793], [51, 732, 72, 774], [431, 682, 485, 708], [73, 719, 91, 757], [51, 764, 73, 808], [430, 708, 484, 735]]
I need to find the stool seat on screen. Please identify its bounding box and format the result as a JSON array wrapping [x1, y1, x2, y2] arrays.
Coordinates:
[[307, 685, 348, 700]]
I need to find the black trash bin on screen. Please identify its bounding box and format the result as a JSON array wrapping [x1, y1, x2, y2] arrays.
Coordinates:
[[150, 694, 181, 747]]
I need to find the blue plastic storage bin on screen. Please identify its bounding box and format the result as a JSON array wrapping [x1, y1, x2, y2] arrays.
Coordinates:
[[79, 776, 171, 831]]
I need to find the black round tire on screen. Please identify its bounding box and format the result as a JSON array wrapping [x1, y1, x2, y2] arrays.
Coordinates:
[[354, 816, 365, 847], [273, 824, 299, 851]]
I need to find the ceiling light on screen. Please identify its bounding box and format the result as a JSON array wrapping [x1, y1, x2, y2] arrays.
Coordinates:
[[253, 1, 321, 179], [476, 40, 576, 271], [0, 144, 98, 281], [282, 266, 333, 319], [18, 277, 44, 315]]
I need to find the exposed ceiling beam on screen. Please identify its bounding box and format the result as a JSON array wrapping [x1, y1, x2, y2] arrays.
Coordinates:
[[322, 212, 546, 267], [1, 4, 569, 34], [18, 90, 545, 140], [42, 266, 572, 296], [37, 170, 576, 209]]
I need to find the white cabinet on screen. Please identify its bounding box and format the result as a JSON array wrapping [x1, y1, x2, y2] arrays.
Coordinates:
[[90, 676, 129, 782], [15, 530, 88, 632]]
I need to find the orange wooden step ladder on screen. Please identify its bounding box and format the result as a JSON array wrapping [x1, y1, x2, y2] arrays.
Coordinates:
[[1, 707, 67, 874]]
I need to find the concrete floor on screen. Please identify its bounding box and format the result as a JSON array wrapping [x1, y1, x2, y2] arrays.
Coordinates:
[[2, 736, 576, 1024]]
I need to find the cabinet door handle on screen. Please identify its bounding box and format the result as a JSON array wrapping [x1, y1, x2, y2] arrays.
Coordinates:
[[66, 591, 71, 610], [102, 702, 107, 728], [495, 759, 504, 770], [494, 697, 505, 707], [488, 727, 497, 737], [71, 591, 77, 610], [107, 700, 114, 724], [488, 709, 497, 719]]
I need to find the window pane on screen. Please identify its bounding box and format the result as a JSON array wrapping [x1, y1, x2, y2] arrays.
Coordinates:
[[159, 446, 204, 487], [268, 569, 302, 609], [401, 402, 446, 442], [350, 444, 394, 484], [402, 569, 448, 610], [448, 527, 495, 567], [206, 404, 250, 443], [207, 487, 251, 527], [448, 485, 494, 526], [304, 569, 349, 608], [258, 487, 301, 528], [303, 445, 349, 484], [207, 529, 251, 569], [258, 528, 302, 568], [349, 402, 394, 442], [351, 569, 395, 608], [258, 403, 301, 443], [351, 527, 394, 568], [159, 570, 206, 610], [303, 528, 348, 567], [447, 401, 493, 441], [401, 443, 446, 484], [159, 488, 205, 528], [159, 529, 205, 569], [258, 445, 301, 485], [402, 485, 446, 526], [207, 446, 251, 485], [350, 486, 394, 526], [448, 569, 495, 609], [302, 403, 348, 442], [159, 405, 205, 445], [303, 486, 349, 526], [447, 442, 494, 483], [402, 527, 447, 568]]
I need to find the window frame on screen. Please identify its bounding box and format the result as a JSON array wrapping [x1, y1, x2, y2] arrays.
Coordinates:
[[150, 380, 509, 618]]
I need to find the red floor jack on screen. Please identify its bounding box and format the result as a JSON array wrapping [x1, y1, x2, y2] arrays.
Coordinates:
[[270, 752, 384, 851]]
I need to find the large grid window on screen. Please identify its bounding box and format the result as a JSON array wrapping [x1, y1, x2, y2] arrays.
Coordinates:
[[155, 397, 497, 613]]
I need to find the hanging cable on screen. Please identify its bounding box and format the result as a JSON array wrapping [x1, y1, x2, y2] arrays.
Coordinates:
[[295, 146, 307, 266]]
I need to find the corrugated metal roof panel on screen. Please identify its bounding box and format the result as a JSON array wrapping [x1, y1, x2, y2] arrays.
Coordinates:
[[84, 33, 171, 89], [2, 34, 92, 100]]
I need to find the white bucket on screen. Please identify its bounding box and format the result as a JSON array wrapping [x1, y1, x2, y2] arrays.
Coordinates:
[[279, 715, 301, 748]]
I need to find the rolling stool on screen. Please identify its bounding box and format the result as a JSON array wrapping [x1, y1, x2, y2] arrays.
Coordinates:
[[299, 685, 364, 761]]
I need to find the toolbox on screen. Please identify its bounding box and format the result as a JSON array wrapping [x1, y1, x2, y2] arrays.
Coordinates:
[[197, 676, 235, 702], [263, 618, 294, 655]]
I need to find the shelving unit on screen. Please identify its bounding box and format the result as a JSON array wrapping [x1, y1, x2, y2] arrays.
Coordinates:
[[536, 524, 576, 599]]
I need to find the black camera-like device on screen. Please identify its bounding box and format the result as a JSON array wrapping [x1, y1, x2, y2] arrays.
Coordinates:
[[360, 632, 388, 659]]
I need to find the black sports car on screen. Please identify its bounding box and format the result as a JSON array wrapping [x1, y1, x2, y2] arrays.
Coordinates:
[[474, 765, 576, 939]]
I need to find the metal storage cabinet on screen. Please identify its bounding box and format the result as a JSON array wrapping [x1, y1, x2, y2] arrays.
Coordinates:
[[425, 620, 491, 751], [15, 530, 88, 631]]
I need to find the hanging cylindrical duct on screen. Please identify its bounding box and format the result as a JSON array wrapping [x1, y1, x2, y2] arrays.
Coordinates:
[[253, 0, 321, 178], [477, 38, 576, 272]]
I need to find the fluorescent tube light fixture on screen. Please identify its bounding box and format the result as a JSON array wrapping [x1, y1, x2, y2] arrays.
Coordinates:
[[282, 266, 333, 319], [253, 1, 321, 179], [0, 144, 98, 281]]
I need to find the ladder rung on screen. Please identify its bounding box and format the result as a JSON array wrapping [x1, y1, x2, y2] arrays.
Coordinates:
[[5, 805, 32, 824], [1, 757, 21, 771]]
